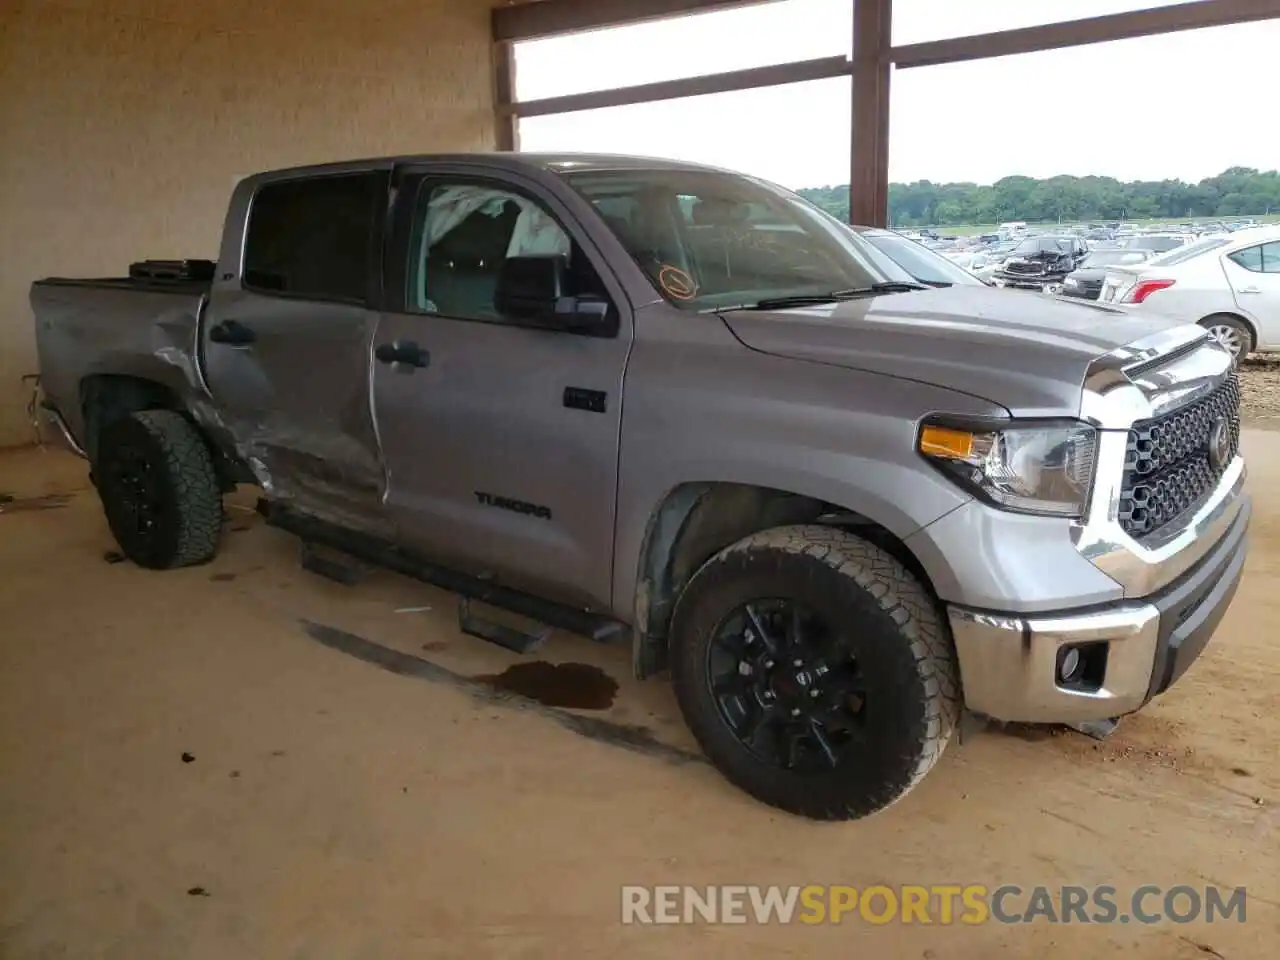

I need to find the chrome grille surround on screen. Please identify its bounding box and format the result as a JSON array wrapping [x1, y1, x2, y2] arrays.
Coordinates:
[[1071, 326, 1247, 598]]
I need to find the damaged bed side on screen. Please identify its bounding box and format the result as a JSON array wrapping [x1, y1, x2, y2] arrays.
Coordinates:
[[29, 263, 252, 492], [29, 249, 391, 539]]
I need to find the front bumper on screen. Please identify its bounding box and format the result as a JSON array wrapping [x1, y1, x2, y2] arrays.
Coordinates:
[[947, 495, 1250, 723], [993, 274, 1066, 293]]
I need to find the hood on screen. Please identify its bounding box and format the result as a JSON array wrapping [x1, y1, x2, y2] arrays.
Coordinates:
[[718, 285, 1183, 417]]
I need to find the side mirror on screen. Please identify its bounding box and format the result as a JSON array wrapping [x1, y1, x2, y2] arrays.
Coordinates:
[[495, 255, 609, 331]]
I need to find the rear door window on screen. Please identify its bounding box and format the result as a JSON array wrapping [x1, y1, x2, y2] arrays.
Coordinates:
[[243, 173, 382, 303]]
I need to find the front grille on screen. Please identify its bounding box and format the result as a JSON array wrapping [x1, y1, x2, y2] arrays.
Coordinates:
[[1005, 261, 1044, 276], [1118, 373, 1241, 540]]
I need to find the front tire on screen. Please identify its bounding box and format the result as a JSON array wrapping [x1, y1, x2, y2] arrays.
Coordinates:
[[95, 410, 222, 569], [669, 525, 960, 820]]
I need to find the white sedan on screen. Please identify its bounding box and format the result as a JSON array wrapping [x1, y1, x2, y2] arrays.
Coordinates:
[[1097, 225, 1280, 357]]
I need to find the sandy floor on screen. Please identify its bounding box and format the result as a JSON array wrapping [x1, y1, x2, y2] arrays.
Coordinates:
[[1, 437, 1277, 959]]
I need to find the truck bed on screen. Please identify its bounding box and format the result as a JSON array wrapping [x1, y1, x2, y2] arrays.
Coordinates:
[[31, 275, 211, 453], [33, 275, 212, 296]]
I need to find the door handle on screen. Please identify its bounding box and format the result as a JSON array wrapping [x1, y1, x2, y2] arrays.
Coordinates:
[[375, 340, 430, 369], [209, 319, 257, 345], [1238, 286, 1261, 294]]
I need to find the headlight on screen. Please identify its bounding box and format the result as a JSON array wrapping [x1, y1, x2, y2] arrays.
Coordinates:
[[918, 420, 1097, 517]]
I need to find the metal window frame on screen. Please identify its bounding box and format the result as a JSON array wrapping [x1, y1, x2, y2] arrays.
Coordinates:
[[491, 0, 1280, 226]]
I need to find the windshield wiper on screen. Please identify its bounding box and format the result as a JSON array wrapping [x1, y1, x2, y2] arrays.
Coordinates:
[[742, 281, 928, 310]]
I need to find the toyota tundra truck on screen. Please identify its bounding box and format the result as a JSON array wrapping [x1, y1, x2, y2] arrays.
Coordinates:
[[30, 153, 1250, 820]]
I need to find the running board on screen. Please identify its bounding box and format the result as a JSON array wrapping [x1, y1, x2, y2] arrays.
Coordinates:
[[257, 500, 626, 648], [458, 596, 552, 655]]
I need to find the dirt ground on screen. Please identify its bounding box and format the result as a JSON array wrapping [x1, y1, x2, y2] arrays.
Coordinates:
[[1, 434, 1278, 959], [1239, 358, 1280, 428]]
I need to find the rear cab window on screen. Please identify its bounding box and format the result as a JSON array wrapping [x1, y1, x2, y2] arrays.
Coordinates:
[[242, 172, 384, 303]]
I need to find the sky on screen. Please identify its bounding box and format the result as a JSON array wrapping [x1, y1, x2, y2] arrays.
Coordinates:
[[514, 0, 1275, 190]]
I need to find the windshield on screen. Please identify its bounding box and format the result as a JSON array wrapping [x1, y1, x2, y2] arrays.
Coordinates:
[[563, 168, 917, 310], [861, 231, 984, 286], [1081, 250, 1150, 267], [1146, 235, 1232, 266]]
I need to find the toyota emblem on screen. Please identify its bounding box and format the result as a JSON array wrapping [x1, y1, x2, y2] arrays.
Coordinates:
[[1208, 417, 1232, 472]]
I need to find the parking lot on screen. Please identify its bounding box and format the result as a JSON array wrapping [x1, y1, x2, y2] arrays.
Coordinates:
[[1, 414, 1277, 957]]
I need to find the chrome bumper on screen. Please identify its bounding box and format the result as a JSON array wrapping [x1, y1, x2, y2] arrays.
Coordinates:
[[949, 491, 1250, 724], [949, 603, 1161, 722]]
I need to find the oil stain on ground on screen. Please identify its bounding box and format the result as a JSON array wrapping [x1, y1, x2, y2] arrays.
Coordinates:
[[300, 621, 702, 766], [474, 661, 618, 710]]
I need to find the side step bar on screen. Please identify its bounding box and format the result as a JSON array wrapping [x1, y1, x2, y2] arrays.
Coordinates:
[[256, 500, 626, 647]]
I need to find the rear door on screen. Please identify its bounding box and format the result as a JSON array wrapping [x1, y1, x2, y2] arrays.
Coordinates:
[[201, 168, 391, 533], [1225, 240, 1280, 349], [369, 164, 632, 609]]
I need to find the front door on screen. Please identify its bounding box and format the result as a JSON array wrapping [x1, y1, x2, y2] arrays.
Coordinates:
[[370, 167, 632, 609], [201, 169, 391, 533]]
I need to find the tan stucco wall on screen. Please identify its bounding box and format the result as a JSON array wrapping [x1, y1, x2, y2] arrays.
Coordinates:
[[0, 0, 498, 448]]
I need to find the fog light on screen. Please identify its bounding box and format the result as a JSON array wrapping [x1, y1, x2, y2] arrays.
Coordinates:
[[1058, 646, 1083, 683]]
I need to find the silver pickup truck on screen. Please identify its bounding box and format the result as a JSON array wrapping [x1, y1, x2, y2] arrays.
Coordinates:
[[31, 154, 1249, 820]]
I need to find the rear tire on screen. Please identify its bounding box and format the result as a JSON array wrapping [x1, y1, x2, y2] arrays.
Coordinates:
[[1200, 314, 1253, 360], [95, 410, 222, 569], [669, 525, 960, 820]]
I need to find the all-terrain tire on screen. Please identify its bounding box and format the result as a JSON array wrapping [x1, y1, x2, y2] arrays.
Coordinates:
[[669, 524, 960, 820], [95, 410, 222, 569]]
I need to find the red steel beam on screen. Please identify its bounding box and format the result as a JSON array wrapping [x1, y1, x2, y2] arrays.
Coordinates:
[[493, 41, 520, 150], [850, 0, 891, 227], [892, 0, 1280, 69], [501, 55, 852, 117], [492, 0, 769, 42]]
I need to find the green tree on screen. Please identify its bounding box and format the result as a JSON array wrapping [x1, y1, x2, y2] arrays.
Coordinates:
[[798, 168, 1280, 226]]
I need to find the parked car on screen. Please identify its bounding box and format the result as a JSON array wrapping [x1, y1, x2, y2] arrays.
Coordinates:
[[992, 235, 1087, 293], [1098, 226, 1280, 357], [851, 227, 988, 287], [30, 153, 1249, 821], [1061, 249, 1155, 300]]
